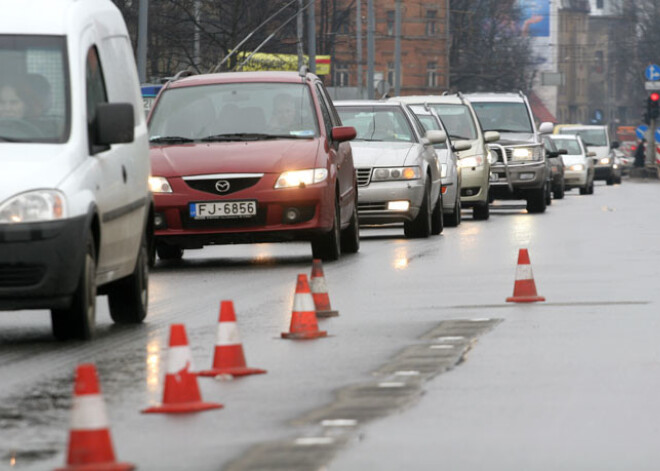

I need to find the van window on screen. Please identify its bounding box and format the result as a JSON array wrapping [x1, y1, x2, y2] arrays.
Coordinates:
[[0, 35, 70, 143], [86, 46, 109, 153], [471, 101, 533, 134], [428, 104, 477, 140], [558, 128, 608, 147]]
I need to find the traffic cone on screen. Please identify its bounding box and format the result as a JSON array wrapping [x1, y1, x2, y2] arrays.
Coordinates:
[[310, 259, 339, 318], [282, 274, 328, 340], [142, 324, 223, 414], [198, 301, 267, 378], [506, 248, 546, 303], [56, 364, 134, 471]]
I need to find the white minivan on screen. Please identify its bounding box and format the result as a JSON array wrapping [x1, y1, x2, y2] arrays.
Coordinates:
[[0, 0, 152, 340]]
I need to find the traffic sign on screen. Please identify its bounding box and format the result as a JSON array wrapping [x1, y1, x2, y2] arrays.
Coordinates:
[[655, 128, 660, 142], [645, 64, 660, 81], [636, 125, 648, 140], [645, 81, 660, 91]]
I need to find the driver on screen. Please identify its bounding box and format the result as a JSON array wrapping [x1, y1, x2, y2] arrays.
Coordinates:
[[0, 83, 29, 119]]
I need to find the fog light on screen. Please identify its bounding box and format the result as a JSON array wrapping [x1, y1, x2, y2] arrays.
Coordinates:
[[285, 208, 300, 222], [387, 201, 410, 211], [154, 212, 166, 229], [519, 173, 535, 180]]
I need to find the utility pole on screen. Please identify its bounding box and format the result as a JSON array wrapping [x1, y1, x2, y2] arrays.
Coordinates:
[[297, 0, 305, 70], [193, 0, 201, 70], [356, 0, 363, 97], [308, 0, 316, 73], [367, 0, 375, 99], [137, 0, 149, 83], [394, 0, 401, 96]]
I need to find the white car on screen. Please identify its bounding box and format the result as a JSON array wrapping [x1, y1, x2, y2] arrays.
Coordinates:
[[555, 125, 621, 185], [335, 100, 445, 238], [0, 0, 152, 340], [547, 135, 595, 195]]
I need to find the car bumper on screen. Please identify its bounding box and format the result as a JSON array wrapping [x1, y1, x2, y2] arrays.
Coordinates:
[[564, 170, 587, 188], [357, 180, 425, 224], [594, 165, 614, 180], [0, 216, 87, 310], [489, 161, 546, 198], [459, 165, 488, 205]]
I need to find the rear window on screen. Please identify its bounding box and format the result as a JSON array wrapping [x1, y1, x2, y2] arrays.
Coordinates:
[[558, 128, 607, 147], [0, 35, 70, 143], [409, 107, 447, 149], [552, 138, 582, 155], [336, 106, 415, 143], [427, 104, 477, 140]]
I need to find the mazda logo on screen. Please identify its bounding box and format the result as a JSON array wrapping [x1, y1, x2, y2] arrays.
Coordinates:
[[215, 180, 231, 193]]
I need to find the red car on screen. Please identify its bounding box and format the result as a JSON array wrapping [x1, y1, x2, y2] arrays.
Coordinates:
[[147, 71, 359, 261]]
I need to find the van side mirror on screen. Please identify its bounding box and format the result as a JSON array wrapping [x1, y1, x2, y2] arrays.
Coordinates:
[[587, 151, 597, 157], [538, 122, 554, 134], [611, 141, 620, 149], [96, 103, 135, 145]]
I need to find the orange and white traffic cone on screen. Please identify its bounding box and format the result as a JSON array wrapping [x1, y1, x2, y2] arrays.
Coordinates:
[[142, 324, 223, 414], [56, 363, 134, 471], [310, 259, 339, 318], [198, 301, 267, 378], [506, 248, 546, 303], [282, 274, 328, 340]]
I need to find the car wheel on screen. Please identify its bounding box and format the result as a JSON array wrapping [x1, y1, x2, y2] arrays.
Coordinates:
[[472, 201, 490, 221], [311, 195, 341, 261], [553, 181, 565, 200], [340, 200, 360, 254], [545, 182, 552, 206], [588, 179, 595, 194], [526, 185, 547, 214], [430, 190, 443, 235], [51, 233, 96, 341], [579, 185, 588, 195], [107, 235, 149, 324], [157, 244, 183, 261], [404, 179, 431, 238], [606, 175, 614, 185], [615, 175, 622, 184], [445, 196, 461, 227]]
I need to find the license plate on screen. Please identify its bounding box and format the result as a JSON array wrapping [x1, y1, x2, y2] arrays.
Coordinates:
[[189, 200, 257, 219]]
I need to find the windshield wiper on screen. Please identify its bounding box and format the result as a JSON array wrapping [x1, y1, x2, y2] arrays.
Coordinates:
[[488, 128, 529, 133], [201, 133, 306, 142], [150, 136, 195, 144]]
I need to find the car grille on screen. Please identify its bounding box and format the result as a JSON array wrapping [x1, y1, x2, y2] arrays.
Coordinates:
[[183, 177, 261, 196], [356, 168, 372, 187], [490, 145, 543, 163], [182, 208, 267, 229], [0, 265, 45, 288], [358, 202, 387, 211]]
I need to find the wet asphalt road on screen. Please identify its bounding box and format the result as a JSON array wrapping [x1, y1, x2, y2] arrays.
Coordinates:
[[1, 176, 658, 470]]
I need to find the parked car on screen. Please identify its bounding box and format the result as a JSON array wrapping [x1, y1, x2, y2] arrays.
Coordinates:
[[547, 135, 595, 195], [404, 104, 468, 227], [543, 136, 566, 199], [391, 95, 498, 220], [147, 70, 359, 262], [466, 92, 554, 214], [334, 100, 445, 237], [554, 124, 622, 185], [0, 0, 152, 340]]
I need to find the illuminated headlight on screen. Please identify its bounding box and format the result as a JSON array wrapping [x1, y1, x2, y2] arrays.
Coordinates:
[[569, 164, 585, 172], [371, 166, 421, 181], [0, 190, 67, 224], [274, 168, 328, 188], [440, 164, 448, 178], [457, 156, 483, 168], [387, 201, 410, 211], [149, 176, 173, 193], [511, 148, 534, 161], [599, 158, 611, 165]]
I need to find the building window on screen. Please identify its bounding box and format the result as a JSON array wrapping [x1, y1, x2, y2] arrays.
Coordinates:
[[596, 0, 604, 8], [426, 10, 437, 36], [334, 62, 349, 87], [426, 61, 438, 88], [387, 62, 395, 87], [387, 10, 395, 36]]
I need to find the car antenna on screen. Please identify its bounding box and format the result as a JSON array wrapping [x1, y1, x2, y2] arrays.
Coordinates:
[[299, 65, 309, 78]]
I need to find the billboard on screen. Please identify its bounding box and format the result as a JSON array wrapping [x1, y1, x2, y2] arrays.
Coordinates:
[[236, 52, 331, 75], [519, 0, 550, 37]]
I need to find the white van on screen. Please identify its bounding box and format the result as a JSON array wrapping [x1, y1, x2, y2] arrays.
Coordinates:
[[0, 0, 152, 340]]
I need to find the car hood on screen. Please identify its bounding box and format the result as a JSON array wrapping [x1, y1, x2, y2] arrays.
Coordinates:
[[0, 144, 75, 202], [150, 139, 321, 177], [562, 155, 587, 166], [495, 133, 537, 146], [350, 141, 416, 167]]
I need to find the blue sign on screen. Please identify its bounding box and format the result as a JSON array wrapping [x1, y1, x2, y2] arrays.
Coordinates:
[[656, 128, 660, 142], [645, 64, 660, 81], [636, 125, 648, 140]]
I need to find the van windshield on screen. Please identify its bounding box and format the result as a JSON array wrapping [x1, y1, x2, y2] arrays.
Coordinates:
[[0, 35, 70, 143], [427, 104, 477, 140], [558, 128, 608, 147], [471, 102, 533, 133]]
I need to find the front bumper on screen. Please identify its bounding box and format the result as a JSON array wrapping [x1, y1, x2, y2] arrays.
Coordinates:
[[357, 179, 425, 225], [594, 165, 614, 180], [564, 170, 587, 188], [489, 160, 547, 199], [0, 216, 87, 310]]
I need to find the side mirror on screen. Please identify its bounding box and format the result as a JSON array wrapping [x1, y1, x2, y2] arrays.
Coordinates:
[[611, 141, 620, 149], [331, 126, 357, 142], [587, 151, 597, 157], [538, 122, 554, 134], [484, 131, 500, 143], [425, 130, 447, 145], [96, 103, 135, 145], [453, 140, 472, 152], [558, 149, 568, 155]]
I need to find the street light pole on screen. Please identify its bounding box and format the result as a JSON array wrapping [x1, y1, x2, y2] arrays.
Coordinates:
[[137, 0, 149, 83], [394, 0, 401, 97], [356, 0, 363, 97], [308, 0, 316, 73], [193, 0, 201, 70], [297, 0, 304, 70], [367, 0, 374, 99]]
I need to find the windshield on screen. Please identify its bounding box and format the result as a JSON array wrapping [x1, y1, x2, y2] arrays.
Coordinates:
[[551, 138, 582, 155], [427, 104, 477, 140], [558, 128, 608, 147], [409, 108, 447, 149], [336, 106, 415, 143], [0, 35, 70, 143], [148, 82, 319, 141], [471, 102, 533, 133]]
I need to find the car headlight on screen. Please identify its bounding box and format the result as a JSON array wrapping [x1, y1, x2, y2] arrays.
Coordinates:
[[440, 163, 448, 179], [371, 166, 421, 181], [0, 190, 67, 224], [569, 164, 585, 171], [457, 156, 483, 168], [149, 176, 173, 193], [274, 168, 328, 189], [599, 158, 611, 165]]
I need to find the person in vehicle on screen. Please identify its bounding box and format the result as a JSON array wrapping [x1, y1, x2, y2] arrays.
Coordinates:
[[0, 82, 28, 119]]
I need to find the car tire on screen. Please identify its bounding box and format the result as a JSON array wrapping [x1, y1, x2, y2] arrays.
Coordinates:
[[51, 233, 96, 341], [431, 191, 444, 235], [157, 244, 183, 261], [526, 186, 547, 214], [472, 201, 490, 221], [445, 196, 461, 227], [553, 181, 565, 200], [312, 196, 341, 261], [107, 235, 149, 324], [588, 179, 595, 194], [579, 185, 588, 195], [606, 175, 615, 185], [615, 174, 622, 184], [404, 180, 431, 238], [545, 181, 552, 206], [340, 201, 360, 254]]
